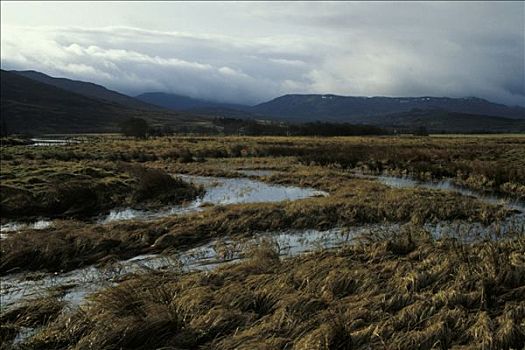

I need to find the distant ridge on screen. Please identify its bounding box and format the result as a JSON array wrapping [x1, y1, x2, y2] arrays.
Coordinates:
[[369, 109, 525, 133], [1, 70, 206, 134], [137, 91, 525, 130], [12, 70, 159, 111], [250, 94, 525, 122]]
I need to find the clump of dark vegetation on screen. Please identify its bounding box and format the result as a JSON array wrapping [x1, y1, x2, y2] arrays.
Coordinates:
[[119, 163, 203, 205], [19, 229, 525, 349], [120, 117, 149, 139], [0, 161, 202, 220]]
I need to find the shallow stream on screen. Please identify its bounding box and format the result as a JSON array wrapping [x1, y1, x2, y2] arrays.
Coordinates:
[[1, 172, 523, 312], [374, 174, 524, 212]]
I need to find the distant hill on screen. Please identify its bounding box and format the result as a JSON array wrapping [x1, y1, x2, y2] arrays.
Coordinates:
[[250, 94, 525, 122], [136, 92, 250, 112], [0, 70, 207, 134], [134, 92, 525, 133], [12, 70, 158, 110], [3, 67, 524, 134], [369, 109, 525, 133]]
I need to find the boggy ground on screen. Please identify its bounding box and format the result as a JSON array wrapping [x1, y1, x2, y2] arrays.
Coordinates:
[[0, 164, 510, 274], [1, 135, 524, 349], [3, 135, 523, 198], [5, 227, 525, 350]]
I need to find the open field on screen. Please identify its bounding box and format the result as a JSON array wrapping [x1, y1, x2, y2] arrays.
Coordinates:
[[1, 135, 524, 349]]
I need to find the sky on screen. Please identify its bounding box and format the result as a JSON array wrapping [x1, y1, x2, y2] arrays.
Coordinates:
[[1, 1, 524, 106]]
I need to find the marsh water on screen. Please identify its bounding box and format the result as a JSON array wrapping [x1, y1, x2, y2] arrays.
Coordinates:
[[0, 174, 327, 234], [374, 174, 524, 213], [2, 171, 521, 235], [2, 213, 523, 314], [30, 138, 80, 146], [1, 171, 523, 315], [100, 174, 328, 223], [0, 227, 351, 310], [1, 174, 329, 309], [0, 220, 52, 237]]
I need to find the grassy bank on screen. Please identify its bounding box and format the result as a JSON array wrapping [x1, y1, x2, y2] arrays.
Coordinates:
[[0, 161, 202, 221]]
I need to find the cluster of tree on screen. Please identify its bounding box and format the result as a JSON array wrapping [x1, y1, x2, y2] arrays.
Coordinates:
[[120, 118, 175, 138], [212, 118, 389, 136], [211, 117, 281, 136], [291, 122, 388, 136], [148, 125, 174, 137], [120, 118, 150, 138], [120, 117, 398, 138]]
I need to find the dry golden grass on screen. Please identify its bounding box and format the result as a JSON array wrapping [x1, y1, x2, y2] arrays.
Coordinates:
[[20, 227, 525, 349], [1, 135, 524, 349]]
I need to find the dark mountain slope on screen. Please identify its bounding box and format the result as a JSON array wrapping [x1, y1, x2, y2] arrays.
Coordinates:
[[251, 94, 525, 122], [12, 70, 157, 110], [0, 70, 206, 134]]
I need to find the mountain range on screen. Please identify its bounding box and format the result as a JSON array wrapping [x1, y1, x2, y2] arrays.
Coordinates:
[[1, 70, 206, 134], [1, 69, 524, 134], [250, 94, 525, 122]]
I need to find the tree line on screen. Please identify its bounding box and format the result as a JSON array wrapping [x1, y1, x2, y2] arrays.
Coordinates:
[[120, 117, 390, 138]]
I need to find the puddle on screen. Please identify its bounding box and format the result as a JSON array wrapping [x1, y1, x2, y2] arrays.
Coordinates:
[[100, 174, 327, 224], [9, 172, 518, 234], [429, 213, 524, 241], [373, 175, 524, 212], [13, 326, 38, 344], [0, 227, 351, 311], [30, 138, 80, 146], [1, 264, 125, 312]]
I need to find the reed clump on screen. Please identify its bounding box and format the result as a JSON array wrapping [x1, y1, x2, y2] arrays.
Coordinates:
[[0, 295, 65, 347], [0, 161, 202, 220]]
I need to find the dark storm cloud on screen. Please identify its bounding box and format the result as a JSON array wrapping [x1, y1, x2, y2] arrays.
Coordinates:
[[1, 2, 523, 106]]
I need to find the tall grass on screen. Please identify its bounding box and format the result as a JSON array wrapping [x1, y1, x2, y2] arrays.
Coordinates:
[[19, 229, 525, 349]]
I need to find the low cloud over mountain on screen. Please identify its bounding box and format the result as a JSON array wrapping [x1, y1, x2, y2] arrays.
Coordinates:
[[1, 2, 523, 106]]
